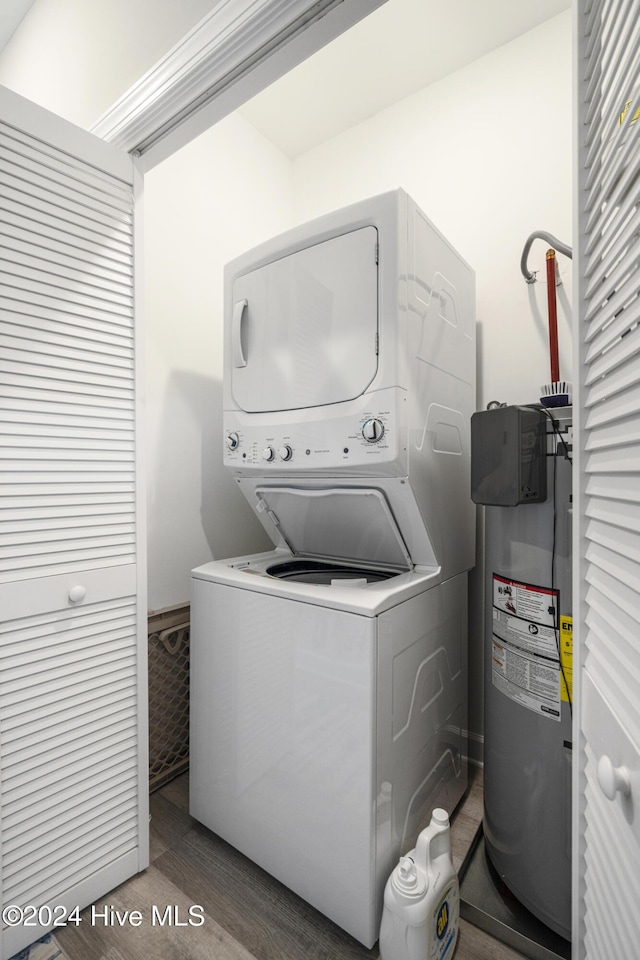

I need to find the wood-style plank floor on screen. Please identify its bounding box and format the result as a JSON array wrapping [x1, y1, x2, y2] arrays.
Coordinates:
[[52, 766, 526, 960]]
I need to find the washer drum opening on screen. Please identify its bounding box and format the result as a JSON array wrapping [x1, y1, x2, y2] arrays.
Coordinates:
[[265, 558, 401, 585]]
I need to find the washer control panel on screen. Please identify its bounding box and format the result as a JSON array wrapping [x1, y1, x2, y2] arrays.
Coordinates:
[[224, 407, 401, 472]]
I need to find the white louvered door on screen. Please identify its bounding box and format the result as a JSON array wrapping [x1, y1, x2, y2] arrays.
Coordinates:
[[0, 87, 147, 960], [574, 2, 640, 958]]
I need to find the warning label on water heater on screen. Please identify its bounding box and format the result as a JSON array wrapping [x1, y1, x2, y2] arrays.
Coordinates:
[[491, 574, 561, 721]]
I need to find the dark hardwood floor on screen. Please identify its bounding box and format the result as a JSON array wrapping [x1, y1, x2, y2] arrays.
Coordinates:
[[49, 766, 526, 960]]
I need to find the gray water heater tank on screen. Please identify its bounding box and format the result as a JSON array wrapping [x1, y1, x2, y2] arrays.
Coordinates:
[[473, 404, 572, 940]]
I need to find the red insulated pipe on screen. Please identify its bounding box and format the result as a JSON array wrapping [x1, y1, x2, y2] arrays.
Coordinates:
[[546, 248, 560, 384]]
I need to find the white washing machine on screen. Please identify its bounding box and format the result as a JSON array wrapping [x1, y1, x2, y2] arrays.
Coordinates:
[[190, 190, 476, 948]]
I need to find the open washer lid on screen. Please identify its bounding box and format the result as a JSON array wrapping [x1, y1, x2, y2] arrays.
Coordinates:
[[254, 486, 413, 571]]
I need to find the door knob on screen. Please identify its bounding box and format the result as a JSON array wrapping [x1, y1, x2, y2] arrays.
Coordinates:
[[597, 754, 631, 801]]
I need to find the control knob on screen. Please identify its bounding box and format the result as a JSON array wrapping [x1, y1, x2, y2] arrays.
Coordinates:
[[226, 432, 240, 451], [262, 446, 275, 462], [362, 418, 385, 443], [278, 445, 293, 461]]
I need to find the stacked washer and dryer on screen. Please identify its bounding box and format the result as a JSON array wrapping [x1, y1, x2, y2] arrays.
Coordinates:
[[190, 190, 476, 948]]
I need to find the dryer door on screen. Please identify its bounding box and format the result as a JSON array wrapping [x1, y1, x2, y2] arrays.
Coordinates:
[[230, 226, 379, 412]]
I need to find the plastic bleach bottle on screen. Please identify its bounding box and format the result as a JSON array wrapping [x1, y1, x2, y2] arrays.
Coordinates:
[[379, 808, 459, 960]]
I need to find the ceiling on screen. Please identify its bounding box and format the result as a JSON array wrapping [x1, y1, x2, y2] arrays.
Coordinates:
[[0, 0, 34, 51], [238, 0, 571, 158], [0, 0, 571, 161]]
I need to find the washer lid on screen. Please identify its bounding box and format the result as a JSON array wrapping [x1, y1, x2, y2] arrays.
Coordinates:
[[254, 486, 413, 570]]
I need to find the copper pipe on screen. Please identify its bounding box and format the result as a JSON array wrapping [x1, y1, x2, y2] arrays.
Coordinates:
[[546, 249, 560, 383]]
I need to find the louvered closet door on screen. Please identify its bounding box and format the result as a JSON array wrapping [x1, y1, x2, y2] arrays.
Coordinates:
[[574, 3, 640, 958], [0, 87, 147, 960]]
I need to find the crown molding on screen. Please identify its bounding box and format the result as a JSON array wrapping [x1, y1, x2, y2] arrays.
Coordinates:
[[91, 0, 387, 171]]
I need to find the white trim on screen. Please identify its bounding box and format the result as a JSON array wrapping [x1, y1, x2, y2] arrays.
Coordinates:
[[90, 0, 388, 171], [133, 158, 150, 870], [571, 3, 586, 953]]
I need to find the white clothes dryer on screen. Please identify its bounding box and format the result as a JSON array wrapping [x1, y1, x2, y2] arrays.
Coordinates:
[[190, 190, 475, 948]]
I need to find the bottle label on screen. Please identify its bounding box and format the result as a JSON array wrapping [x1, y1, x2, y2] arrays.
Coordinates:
[[432, 881, 459, 959]]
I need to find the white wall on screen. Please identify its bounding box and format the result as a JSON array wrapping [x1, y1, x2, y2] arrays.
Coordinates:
[[0, 0, 215, 127], [292, 11, 573, 410], [143, 114, 291, 610], [288, 11, 572, 746]]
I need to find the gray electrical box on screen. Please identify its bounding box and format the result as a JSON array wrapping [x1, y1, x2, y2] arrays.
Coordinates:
[[470, 405, 547, 506]]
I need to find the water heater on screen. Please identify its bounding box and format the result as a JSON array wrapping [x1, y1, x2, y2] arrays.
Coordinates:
[[471, 404, 572, 940]]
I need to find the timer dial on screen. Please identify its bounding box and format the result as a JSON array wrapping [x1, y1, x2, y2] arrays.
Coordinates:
[[362, 418, 385, 443]]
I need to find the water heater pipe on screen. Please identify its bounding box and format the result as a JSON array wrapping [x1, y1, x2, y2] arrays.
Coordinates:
[[520, 230, 572, 284], [546, 249, 560, 383]]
